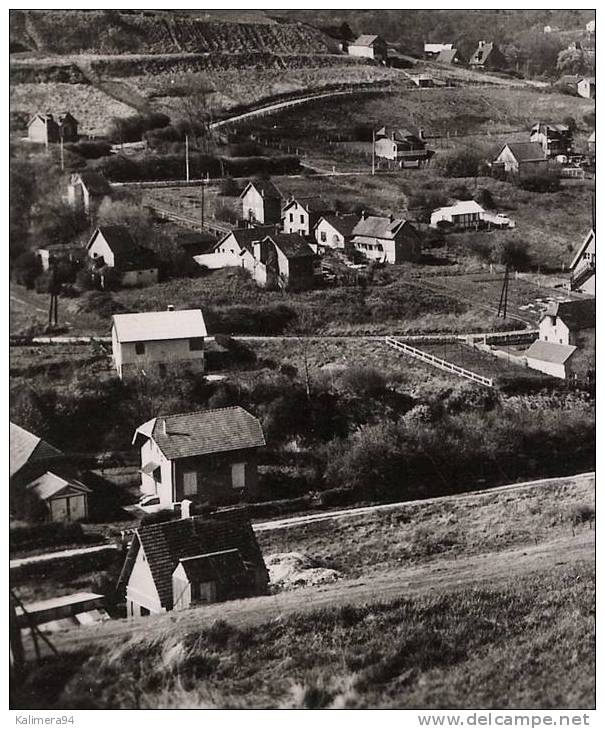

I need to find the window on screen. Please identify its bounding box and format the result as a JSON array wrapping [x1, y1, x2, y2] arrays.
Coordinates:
[[232, 462, 246, 489], [183, 470, 197, 496], [300, 215, 304, 224], [320, 231, 327, 242], [135, 342, 145, 355], [289, 213, 294, 222], [140, 606, 150, 617], [189, 337, 204, 351]]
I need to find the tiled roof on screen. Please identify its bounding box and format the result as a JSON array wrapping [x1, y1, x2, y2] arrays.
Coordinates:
[[351, 34, 381, 47], [266, 233, 315, 259], [501, 142, 547, 163], [526, 340, 577, 365], [118, 511, 267, 609], [88, 226, 158, 272], [26, 471, 91, 500], [214, 226, 275, 254], [352, 215, 414, 240], [75, 171, 111, 196], [283, 196, 331, 214], [240, 179, 282, 201], [10, 423, 62, 479], [112, 308, 207, 343], [570, 229, 594, 269], [542, 298, 595, 331], [134, 406, 265, 460], [317, 213, 360, 238], [433, 200, 485, 216], [178, 549, 247, 583]]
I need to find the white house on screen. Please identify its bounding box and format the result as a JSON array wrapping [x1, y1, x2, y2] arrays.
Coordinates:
[[538, 298, 595, 348], [570, 229, 595, 295], [194, 226, 275, 270], [348, 34, 388, 62], [239, 179, 282, 224], [351, 213, 422, 264], [282, 196, 331, 236], [586, 20, 595, 33], [111, 307, 207, 380], [67, 171, 111, 216], [577, 77, 595, 99], [86, 226, 159, 287], [525, 340, 577, 380], [492, 142, 549, 177], [132, 406, 266, 508], [430, 200, 485, 229], [313, 213, 360, 250]]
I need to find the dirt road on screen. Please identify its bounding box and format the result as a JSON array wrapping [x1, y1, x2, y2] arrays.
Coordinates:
[[46, 530, 594, 654]]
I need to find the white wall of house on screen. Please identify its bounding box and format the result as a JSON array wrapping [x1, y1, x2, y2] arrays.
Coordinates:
[[353, 236, 396, 263], [375, 138, 398, 160], [283, 203, 310, 235], [526, 355, 569, 380], [126, 546, 164, 616], [348, 45, 375, 59], [315, 220, 346, 249], [112, 334, 205, 379], [140, 437, 173, 504], [577, 79, 594, 99], [28, 118, 48, 144], [539, 316, 571, 345], [88, 233, 115, 266]]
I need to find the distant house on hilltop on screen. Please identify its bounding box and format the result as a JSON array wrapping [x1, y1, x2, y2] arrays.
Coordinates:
[[570, 229, 595, 295], [348, 34, 388, 62], [67, 171, 112, 216], [111, 307, 207, 380], [117, 510, 269, 616], [351, 213, 421, 263], [577, 77, 595, 99], [374, 126, 432, 167], [586, 20, 595, 33], [132, 406, 266, 509], [492, 142, 548, 177], [282, 196, 332, 236], [424, 42, 453, 59], [86, 226, 159, 288], [469, 41, 506, 71], [10, 422, 91, 523], [530, 122, 573, 158], [28, 112, 78, 145], [239, 179, 282, 225]]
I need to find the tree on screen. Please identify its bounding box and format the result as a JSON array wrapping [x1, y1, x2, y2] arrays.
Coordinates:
[[492, 236, 531, 271], [556, 48, 587, 75], [13, 251, 42, 289], [563, 115, 577, 133], [96, 199, 152, 244], [174, 75, 217, 153]]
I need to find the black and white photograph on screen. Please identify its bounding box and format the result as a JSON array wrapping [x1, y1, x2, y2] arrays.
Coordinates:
[[8, 5, 596, 715]]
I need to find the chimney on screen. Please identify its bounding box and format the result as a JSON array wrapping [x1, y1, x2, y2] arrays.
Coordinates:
[[167, 304, 175, 312], [161, 419, 167, 436], [389, 214, 395, 223], [478, 40, 485, 48], [181, 499, 192, 519], [361, 209, 368, 220], [418, 127, 425, 141]]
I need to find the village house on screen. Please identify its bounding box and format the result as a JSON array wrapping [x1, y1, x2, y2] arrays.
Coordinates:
[[313, 213, 360, 251], [196, 226, 276, 270], [539, 298, 595, 348], [117, 509, 269, 617], [239, 179, 282, 225], [27, 112, 78, 145], [530, 122, 573, 158], [468, 41, 506, 71], [282, 196, 332, 236], [111, 307, 207, 380], [347, 34, 388, 62], [10, 422, 91, 523], [524, 339, 578, 380], [86, 226, 159, 288], [67, 171, 112, 216], [241, 233, 315, 289], [424, 42, 453, 59], [569, 228, 595, 295], [37, 243, 85, 272], [492, 142, 549, 177], [374, 126, 432, 167], [586, 20, 595, 33], [430, 200, 485, 229], [577, 77, 595, 99], [435, 47, 465, 65], [351, 213, 422, 263], [133, 406, 266, 508]]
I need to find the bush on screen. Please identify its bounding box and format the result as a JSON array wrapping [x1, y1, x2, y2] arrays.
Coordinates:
[[219, 176, 241, 197], [518, 172, 560, 193], [338, 366, 386, 396], [474, 188, 495, 209], [10, 521, 86, 552], [435, 149, 486, 178], [215, 202, 238, 223], [64, 141, 113, 159], [13, 251, 42, 289], [107, 112, 170, 143]]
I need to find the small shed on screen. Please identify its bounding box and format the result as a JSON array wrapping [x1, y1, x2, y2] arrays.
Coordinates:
[[172, 549, 249, 609], [348, 34, 388, 62]]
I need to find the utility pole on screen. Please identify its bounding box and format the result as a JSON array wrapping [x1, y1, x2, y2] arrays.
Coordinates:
[[200, 177, 205, 231], [498, 265, 510, 319], [371, 127, 376, 176], [185, 134, 190, 182], [60, 130, 64, 172]]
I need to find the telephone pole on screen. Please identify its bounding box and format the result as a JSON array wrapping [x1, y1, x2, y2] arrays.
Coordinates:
[[185, 135, 190, 182], [371, 127, 376, 176], [200, 177, 205, 231]]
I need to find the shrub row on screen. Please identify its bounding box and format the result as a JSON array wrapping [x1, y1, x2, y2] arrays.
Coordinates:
[[9, 521, 86, 553]]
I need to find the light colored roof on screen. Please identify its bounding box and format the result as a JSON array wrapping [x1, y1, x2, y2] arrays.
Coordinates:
[[133, 406, 265, 460], [571, 229, 595, 269], [436, 48, 460, 64], [26, 471, 91, 500], [425, 42, 453, 53], [10, 423, 62, 479], [352, 215, 414, 240], [432, 200, 485, 217], [351, 34, 381, 47], [112, 309, 207, 343], [526, 340, 577, 365]]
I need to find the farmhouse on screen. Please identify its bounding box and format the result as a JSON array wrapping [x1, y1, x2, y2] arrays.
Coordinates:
[[570, 229, 595, 295], [67, 171, 112, 216], [348, 34, 387, 62], [492, 142, 549, 177], [374, 126, 431, 167], [424, 42, 453, 59], [117, 510, 269, 617], [240, 179, 282, 224], [468, 41, 506, 71], [86, 226, 159, 288], [282, 196, 332, 236], [10, 422, 91, 523], [435, 47, 465, 65], [351, 213, 421, 263], [530, 122, 573, 158], [242, 233, 315, 289], [539, 298, 595, 348], [111, 307, 207, 380], [132, 406, 266, 508], [430, 200, 485, 229], [577, 77, 595, 99], [198, 225, 277, 269], [314, 213, 360, 251], [525, 340, 578, 380], [27, 112, 78, 145]]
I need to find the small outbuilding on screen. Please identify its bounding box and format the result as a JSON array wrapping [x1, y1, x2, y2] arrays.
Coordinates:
[[86, 226, 159, 288], [348, 34, 388, 62]]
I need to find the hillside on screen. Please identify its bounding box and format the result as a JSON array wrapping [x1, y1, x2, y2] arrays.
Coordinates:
[[9, 9, 333, 55]]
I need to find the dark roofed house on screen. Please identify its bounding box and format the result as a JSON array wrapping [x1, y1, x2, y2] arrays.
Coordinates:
[[469, 41, 506, 70], [530, 122, 573, 158], [282, 196, 333, 236], [246, 233, 315, 290], [314, 213, 360, 251], [348, 34, 388, 62], [240, 179, 282, 225], [492, 142, 549, 177], [86, 225, 159, 288], [68, 171, 112, 216], [570, 229, 595, 295], [374, 126, 432, 167], [132, 406, 266, 509], [117, 510, 269, 616], [577, 77, 595, 99], [351, 213, 422, 263], [436, 47, 465, 65], [27, 111, 78, 145]]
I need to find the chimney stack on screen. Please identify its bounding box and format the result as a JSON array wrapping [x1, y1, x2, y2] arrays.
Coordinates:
[[161, 419, 167, 436], [167, 304, 175, 312], [181, 499, 192, 519], [389, 214, 395, 223], [361, 209, 368, 220]]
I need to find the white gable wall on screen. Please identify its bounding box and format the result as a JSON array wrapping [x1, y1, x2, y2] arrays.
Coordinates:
[[126, 545, 164, 616], [87, 232, 115, 267]]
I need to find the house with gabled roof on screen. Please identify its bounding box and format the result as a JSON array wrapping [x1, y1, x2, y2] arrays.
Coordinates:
[[570, 229, 595, 295], [117, 510, 269, 617], [374, 126, 432, 167], [111, 307, 207, 380], [239, 179, 282, 224], [10, 422, 91, 522], [132, 406, 266, 509], [424, 42, 453, 59], [196, 225, 277, 270], [243, 233, 315, 290], [282, 196, 332, 236], [27, 111, 78, 145], [86, 226, 159, 288], [351, 213, 422, 263], [577, 77, 595, 99], [313, 213, 360, 251], [492, 142, 549, 177], [348, 34, 388, 62], [530, 122, 573, 158], [539, 298, 595, 348], [67, 171, 112, 215], [436, 47, 465, 65], [469, 41, 506, 71]]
